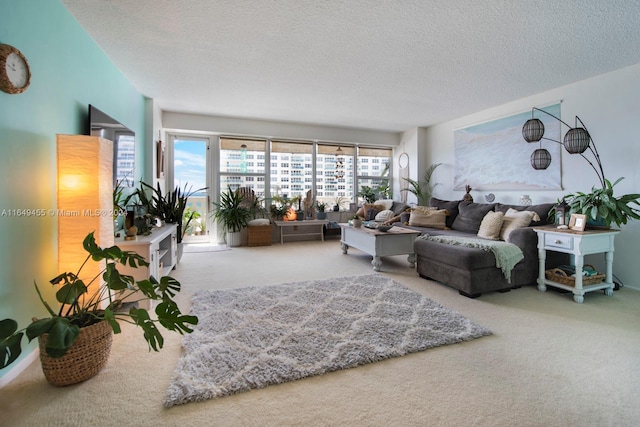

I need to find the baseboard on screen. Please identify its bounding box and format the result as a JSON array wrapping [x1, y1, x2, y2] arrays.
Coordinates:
[[0, 348, 39, 388]]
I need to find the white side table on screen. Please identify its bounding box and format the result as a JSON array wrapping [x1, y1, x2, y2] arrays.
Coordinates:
[[534, 226, 619, 303]]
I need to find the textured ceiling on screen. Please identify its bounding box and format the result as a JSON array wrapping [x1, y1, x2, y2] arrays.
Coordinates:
[[61, 0, 640, 132]]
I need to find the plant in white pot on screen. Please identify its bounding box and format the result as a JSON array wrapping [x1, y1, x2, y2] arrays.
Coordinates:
[[212, 187, 252, 246], [0, 232, 198, 386]]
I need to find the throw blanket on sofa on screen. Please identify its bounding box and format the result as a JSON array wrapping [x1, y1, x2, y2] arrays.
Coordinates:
[[419, 235, 524, 283]]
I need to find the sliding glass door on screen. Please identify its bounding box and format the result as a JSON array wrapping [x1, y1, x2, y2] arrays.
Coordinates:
[[168, 133, 214, 243]]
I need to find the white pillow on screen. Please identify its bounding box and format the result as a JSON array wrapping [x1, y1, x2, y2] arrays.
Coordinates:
[[477, 211, 504, 240], [374, 209, 395, 222], [499, 208, 537, 241], [374, 199, 394, 210]]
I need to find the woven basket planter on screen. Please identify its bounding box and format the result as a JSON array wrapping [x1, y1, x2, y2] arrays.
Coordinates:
[[37, 320, 113, 386]]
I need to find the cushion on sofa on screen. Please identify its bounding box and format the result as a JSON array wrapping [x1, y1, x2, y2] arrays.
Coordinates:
[[391, 201, 411, 216], [409, 208, 447, 229], [477, 211, 505, 240], [374, 209, 395, 222], [500, 208, 538, 241], [495, 203, 555, 226], [451, 201, 496, 234], [374, 199, 394, 210], [430, 197, 461, 228], [362, 203, 386, 220]]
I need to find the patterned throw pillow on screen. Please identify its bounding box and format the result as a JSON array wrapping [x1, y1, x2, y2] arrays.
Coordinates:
[[477, 211, 505, 240], [409, 208, 447, 229], [374, 209, 395, 222]]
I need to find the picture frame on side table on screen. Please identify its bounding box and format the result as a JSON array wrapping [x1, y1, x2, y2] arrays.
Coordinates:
[[569, 213, 587, 231]]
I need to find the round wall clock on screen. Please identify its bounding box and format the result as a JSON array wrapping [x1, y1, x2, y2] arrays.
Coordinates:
[[0, 44, 31, 94]]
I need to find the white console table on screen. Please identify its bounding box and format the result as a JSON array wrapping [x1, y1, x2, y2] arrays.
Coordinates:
[[115, 223, 178, 309], [534, 226, 619, 303], [273, 220, 329, 244]]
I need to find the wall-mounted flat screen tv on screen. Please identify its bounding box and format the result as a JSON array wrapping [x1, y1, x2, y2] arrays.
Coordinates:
[[88, 104, 135, 187]]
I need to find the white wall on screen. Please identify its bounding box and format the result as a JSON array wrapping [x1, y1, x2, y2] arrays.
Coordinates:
[[422, 63, 640, 289], [163, 112, 400, 146]]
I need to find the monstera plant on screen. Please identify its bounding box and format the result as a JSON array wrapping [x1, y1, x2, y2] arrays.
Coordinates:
[[0, 232, 198, 385]]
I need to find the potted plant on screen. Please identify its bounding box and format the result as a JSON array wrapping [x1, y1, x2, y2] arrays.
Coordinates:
[[333, 196, 346, 212], [270, 195, 292, 221], [350, 214, 362, 228], [288, 195, 304, 221], [0, 232, 197, 386], [315, 201, 328, 220], [563, 178, 640, 228], [212, 186, 252, 246], [358, 186, 377, 204], [137, 182, 206, 243], [402, 162, 442, 206]]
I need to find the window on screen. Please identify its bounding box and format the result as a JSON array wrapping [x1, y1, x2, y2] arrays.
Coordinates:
[[220, 137, 267, 196], [217, 137, 392, 211], [270, 140, 313, 199], [357, 146, 392, 202]]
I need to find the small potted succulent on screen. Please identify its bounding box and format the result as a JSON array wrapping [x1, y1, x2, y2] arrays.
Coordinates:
[[315, 201, 328, 220]]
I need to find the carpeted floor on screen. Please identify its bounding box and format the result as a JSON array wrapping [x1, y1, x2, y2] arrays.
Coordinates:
[[183, 243, 230, 253], [1, 240, 639, 426], [165, 274, 491, 406]]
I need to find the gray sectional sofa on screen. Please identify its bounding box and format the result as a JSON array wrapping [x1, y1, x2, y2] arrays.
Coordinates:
[[393, 198, 568, 298]]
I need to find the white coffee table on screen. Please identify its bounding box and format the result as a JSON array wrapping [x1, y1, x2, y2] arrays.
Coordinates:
[[340, 224, 421, 271]]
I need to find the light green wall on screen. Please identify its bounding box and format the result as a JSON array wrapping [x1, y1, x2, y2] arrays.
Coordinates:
[[0, 0, 146, 378]]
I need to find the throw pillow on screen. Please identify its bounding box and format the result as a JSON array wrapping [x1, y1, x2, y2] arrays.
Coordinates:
[[374, 199, 394, 210], [374, 209, 395, 222], [500, 208, 539, 241], [477, 211, 505, 240], [494, 203, 554, 225], [409, 208, 447, 229], [451, 201, 496, 234], [363, 203, 385, 221], [430, 198, 462, 228]]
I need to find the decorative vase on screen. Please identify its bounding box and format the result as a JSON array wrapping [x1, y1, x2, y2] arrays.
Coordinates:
[[38, 320, 113, 387], [352, 219, 362, 228], [296, 211, 304, 221], [317, 211, 327, 220], [333, 205, 339, 212], [463, 185, 473, 202]]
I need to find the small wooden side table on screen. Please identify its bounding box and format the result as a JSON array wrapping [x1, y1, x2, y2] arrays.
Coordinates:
[[534, 226, 619, 303]]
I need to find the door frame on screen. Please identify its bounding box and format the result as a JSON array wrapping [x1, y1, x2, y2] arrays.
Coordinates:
[[167, 132, 218, 243]]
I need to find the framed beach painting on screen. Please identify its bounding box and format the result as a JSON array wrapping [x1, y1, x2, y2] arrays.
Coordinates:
[[453, 103, 562, 190]]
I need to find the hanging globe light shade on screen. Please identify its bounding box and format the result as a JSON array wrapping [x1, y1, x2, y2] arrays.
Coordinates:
[[530, 148, 552, 170], [563, 127, 590, 154], [522, 118, 545, 143]]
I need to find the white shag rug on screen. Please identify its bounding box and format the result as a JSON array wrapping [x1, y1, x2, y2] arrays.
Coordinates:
[[164, 274, 492, 407]]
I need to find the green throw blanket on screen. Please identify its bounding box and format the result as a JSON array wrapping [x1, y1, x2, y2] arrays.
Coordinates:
[[420, 235, 524, 283]]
